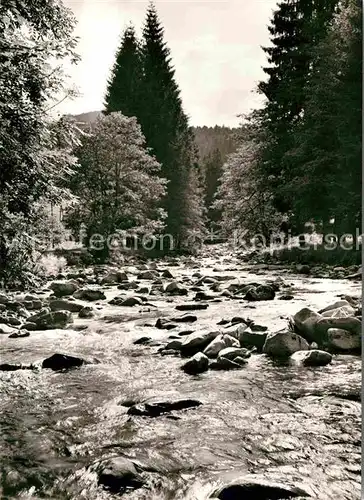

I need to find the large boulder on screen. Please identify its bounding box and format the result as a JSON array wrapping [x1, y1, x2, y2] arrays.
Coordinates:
[[138, 270, 159, 280], [217, 347, 251, 361], [28, 310, 73, 330], [327, 328, 361, 351], [203, 334, 226, 358], [49, 298, 83, 313], [293, 308, 323, 343], [290, 349, 332, 366], [73, 288, 106, 301], [210, 477, 310, 499], [209, 357, 242, 371], [263, 331, 309, 358], [319, 300, 355, 315], [164, 281, 188, 295], [203, 334, 239, 358], [97, 456, 144, 493], [180, 330, 220, 356], [42, 353, 86, 370], [78, 306, 96, 319], [315, 316, 361, 337], [181, 352, 209, 375], [50, 280, 79, 298], [239, 329, 268, 351], [320, 304, 356, 318], [127, 398, 202, 417]]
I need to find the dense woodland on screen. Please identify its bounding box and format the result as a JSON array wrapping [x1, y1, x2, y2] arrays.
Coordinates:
[[0, 0, 361, 288]]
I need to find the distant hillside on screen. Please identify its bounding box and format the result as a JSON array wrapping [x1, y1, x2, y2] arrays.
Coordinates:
[[68, 111, 102, 124], [192, 125, 239, 162]]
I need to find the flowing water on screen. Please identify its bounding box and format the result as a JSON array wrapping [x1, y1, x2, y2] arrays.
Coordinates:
[[0, 249, 361, 499]]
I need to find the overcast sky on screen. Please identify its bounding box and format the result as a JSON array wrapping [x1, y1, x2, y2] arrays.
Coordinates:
[[61, 0, 278, 127]]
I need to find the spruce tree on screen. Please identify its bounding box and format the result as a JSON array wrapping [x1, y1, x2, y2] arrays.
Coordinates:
[[104, 24, 142, 117], [138, 2, 205, 247], [283, 0, 362, 236], [257, 0, 339, 214]]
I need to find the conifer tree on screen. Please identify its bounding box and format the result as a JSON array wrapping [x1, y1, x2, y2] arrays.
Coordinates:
[[283, 0, 362, 235], [104, 24, 142, 117], [257, 0, 339, 214], [138, 2, 205, 247]]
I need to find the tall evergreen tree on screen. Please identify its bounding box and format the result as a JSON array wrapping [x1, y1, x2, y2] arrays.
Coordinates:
[[283, 0, 362, 236], [104, 24, 142, 117], [138, 2, 205, 247], [257, 0, 339, 214]]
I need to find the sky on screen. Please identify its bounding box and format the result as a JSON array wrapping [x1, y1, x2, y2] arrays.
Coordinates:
[[61, 0, 279, 127]]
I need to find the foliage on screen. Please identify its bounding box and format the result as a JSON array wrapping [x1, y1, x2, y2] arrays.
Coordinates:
[[214, 140, 281, 242], [64, 112, 167, 260], [256, 0, 339, 214], [103, 2, 206, 249], [0, 0, 80, 286], [104, 24, 142, 117], [282, 0, 362, 233]]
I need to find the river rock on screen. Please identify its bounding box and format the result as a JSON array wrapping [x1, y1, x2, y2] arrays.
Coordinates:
[[180, 330, 220, 356], [0, 323, 17, 335], [217, 347, 251, 361], [27, 309, 73, 330], [164, 339, 183, 350], [161, 269, 174, 278], [8, 329, 30, 339], [244, 285, 275, 301], [327, 328, 361, 351], [176, 303, 209, 311], [101, 270, 128, 284], [296, 264, 310, 275], [0, 363, 28, 371], [119, 297, 142, 307], [290, 349, 332, 366], [223, 323, 248, 340], [209, 357, 242, 370], [292, 308, 324, 343], [155, 318, 178, 330], [164, 281, 188, 295], [50, 280, 79, 297], [73, 288, 106, 301], [49, 298, 83, 313], [211, 477, 310, 499], [263, 331, 309, 358], [42, 353, 86, 370], [0, 293, 9, 304], [97, 456, 144, 493], [315, 316, 361, 337], [203, 334, 226, 358], [78, 306, 96, 319], [239, 330, 268, 351], [171, 314, 197, 323], [138, 270, 159, 280], [181, 352, 209, 375], [127, 398, 202, 417], [319, 300, 354, 315]]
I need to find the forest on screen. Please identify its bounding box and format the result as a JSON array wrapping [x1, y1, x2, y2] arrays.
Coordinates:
[[0, 0, 361, 287]]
